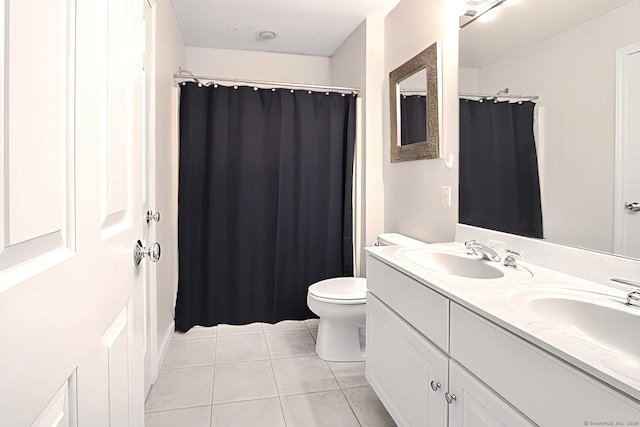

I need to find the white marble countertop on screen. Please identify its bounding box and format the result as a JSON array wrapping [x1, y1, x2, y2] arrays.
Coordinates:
[[366, 242, 640, 402]]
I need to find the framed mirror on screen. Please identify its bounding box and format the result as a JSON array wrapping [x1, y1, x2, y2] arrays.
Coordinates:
[[458, 0, 640, 259], [390, 41, 442, 162]]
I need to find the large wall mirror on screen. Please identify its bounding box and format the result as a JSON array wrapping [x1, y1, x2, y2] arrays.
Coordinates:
[[458, 0, 640, 259], [390, 41, 442, 162]]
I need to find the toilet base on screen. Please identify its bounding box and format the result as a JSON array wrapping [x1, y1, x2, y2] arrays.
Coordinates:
[[314, 315, 366, 362]]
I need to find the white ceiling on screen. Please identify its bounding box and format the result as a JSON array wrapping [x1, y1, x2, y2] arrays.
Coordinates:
[[171, 0, 401, 57], [459, 0, 635, 68]]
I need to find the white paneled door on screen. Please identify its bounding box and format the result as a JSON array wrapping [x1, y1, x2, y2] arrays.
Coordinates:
[[615, 42, 640, 259], [0, 0, 146, 426]]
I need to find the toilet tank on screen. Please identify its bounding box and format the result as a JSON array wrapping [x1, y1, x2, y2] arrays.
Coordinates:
[[376, 233, 425, 247]]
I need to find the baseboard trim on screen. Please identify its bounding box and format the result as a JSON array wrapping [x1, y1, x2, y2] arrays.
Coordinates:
[[156, 321, 174, 374]]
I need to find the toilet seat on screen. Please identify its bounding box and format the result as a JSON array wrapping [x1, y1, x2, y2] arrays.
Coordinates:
[[308, 293, 366, 305], [308, 277, 366, 304]]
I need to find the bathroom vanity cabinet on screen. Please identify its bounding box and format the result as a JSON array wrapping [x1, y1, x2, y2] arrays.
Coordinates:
[[366, 255, 640, 426]]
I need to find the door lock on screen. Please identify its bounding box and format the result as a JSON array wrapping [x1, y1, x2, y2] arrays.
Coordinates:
[[146, 210, 161, 223], [625, 202, 640, 212]]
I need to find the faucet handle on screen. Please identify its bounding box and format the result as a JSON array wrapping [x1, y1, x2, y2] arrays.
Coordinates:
[[503, 249, 523, 268], [610, 279, 640, 308], [505, 249, 523, 258], [628, 291, 640, 308], [464, 239, 478, 256]]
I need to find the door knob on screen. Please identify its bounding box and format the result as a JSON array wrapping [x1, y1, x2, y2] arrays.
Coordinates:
[[625, 202, 640, 212], [146, 210, 161, 223], [445, 392, 457, 404], [133, 240, 161, 266], [430, 381, 441, 391]]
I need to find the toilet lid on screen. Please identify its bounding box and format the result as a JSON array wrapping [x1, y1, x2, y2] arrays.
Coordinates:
[[308, 277, 367, 301]]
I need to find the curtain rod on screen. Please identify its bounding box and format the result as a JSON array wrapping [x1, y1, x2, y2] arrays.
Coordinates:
[[400, 89, 427, 96], [459, 92, 539, 101], [174, 73, 359, 95]]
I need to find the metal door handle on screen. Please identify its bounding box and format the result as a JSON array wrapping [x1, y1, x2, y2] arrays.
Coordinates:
[[133, 240, 161, 266], [445, 392, 457, 404], [430, 381, 441, 391], [146, 210, 161, 223], [625, 202, 640, 212]]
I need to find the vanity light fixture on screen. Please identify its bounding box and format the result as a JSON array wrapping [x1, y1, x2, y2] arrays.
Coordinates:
[[460, 0, 497, 16], [460, 0, 511, 27]]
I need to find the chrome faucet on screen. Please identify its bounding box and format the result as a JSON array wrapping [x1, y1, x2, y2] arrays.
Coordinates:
[[610, 278, 640, 308], [464, 240, 501, 262]]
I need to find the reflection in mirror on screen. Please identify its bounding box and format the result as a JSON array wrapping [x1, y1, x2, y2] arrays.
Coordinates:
[[459, 97, 543, 239], [390, 41, 441, 162], [458, 0, 640, 259], [399, 69, 427, 146]]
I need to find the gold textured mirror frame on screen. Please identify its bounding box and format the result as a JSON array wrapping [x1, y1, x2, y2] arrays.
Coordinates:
[[390, 41, 442, 162]]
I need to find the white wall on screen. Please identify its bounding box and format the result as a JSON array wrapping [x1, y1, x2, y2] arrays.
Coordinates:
[[331, 17, 386, 275], [383, 0, 460, 243], [458, 66, 478, 93], [153, 0, 185, 362], [473, 1, 640, 253], [331, 20, 367, 276], [185, 47, 332, 85]]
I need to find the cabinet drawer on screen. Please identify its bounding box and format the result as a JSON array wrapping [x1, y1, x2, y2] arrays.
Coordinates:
[[450, 303, 640, 426], [366, 255, 449, 351], [367, 293, 448, 427]]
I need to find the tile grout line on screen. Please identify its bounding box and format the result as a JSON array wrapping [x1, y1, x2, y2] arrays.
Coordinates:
[[145, 403, 212, 414], [210, 330, 217, 426], [210, 395, 286, 406], [325, 361, 364, 427], [262, 326, 289, 427]]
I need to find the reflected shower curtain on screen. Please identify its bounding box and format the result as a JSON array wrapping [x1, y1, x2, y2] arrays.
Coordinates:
[[459, 99, 543, 238], [175, 82, 356, 332], [400, 95, 426, 145]]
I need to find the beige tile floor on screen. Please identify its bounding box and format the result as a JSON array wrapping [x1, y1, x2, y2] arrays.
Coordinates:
[[145, 319, 397, 427]]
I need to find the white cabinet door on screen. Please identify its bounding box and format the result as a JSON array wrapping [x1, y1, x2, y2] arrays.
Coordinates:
[[367, 293, 449, 427], [0, 0, 146, 425], [448, 362, 534, 427]]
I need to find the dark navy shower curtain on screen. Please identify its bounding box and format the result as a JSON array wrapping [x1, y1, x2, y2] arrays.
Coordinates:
[[175, 82, 356, 332], [459, 99, 543, 238], [400, 95, 426, 145]]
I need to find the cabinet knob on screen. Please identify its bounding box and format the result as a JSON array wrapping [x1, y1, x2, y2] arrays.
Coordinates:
[[430, 381, 441, 391], [445, 392, 457, 404]]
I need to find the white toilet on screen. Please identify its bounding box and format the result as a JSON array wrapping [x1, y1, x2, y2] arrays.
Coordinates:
[[307, 233, 425, 361]]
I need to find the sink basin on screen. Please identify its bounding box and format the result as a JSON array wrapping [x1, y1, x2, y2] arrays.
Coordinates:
[[396, 248, 504, 279], [510, 287, 640, 357]]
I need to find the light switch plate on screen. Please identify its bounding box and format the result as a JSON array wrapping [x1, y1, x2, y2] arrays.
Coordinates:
[[441, 186, 451, 207]]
